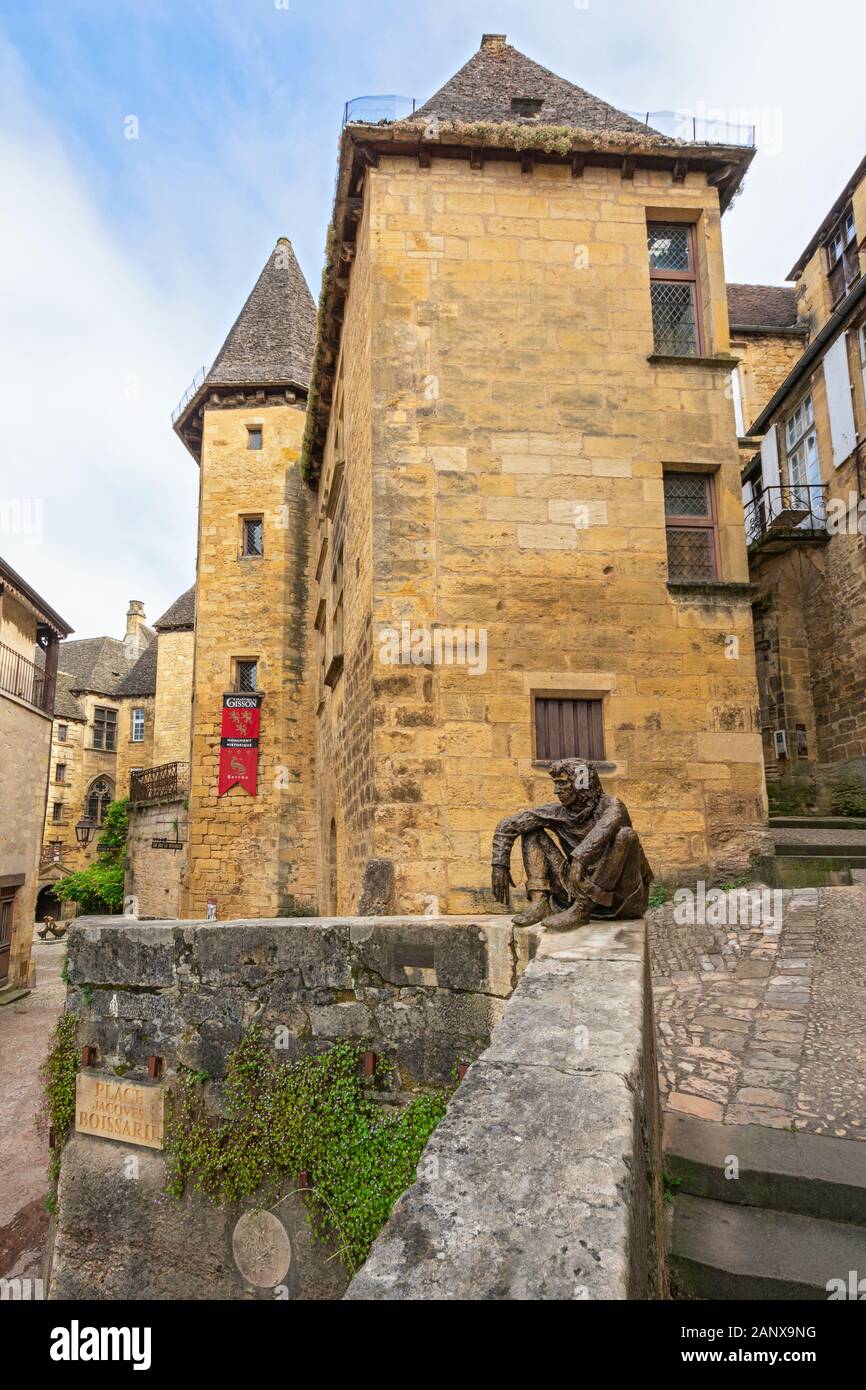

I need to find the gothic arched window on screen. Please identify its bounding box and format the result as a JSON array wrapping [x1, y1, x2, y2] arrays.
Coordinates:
[[86, 777, 114, 826]]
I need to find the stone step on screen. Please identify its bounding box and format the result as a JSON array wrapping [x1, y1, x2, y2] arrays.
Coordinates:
[[769, 816, 866, 830], [669, 1193, 866, 1299], [773, 842, 866, 860], [665, 1113, 866, 1226]]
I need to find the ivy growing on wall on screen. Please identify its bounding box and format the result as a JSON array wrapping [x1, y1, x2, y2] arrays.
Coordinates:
[[164, 1029, 450, 1273], [55, 798, 128, 913], [37, 1011, 79, 1213]]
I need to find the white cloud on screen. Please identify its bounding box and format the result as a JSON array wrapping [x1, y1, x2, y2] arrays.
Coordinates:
[[0, 36, 199, 638]]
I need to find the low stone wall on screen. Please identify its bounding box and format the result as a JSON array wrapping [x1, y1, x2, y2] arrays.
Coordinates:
[[346, 920, 667, 1301], [49, 915, 664, 1300], [124, 798, 188, 919], [49, 915, 517, 1300], [64, 915, 516, 1085]]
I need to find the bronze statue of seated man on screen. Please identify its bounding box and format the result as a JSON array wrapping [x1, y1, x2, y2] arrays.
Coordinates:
[[491, 758, 652, 931]]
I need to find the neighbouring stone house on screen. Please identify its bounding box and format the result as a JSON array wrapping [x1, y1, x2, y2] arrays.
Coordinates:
[[123, 586, 195, 919], [172, 34, 777, 918], [38, 601, 154, 886], [0, 556, 71, 988], [38, 590, 195, 918], [739, 155, 866, 784]]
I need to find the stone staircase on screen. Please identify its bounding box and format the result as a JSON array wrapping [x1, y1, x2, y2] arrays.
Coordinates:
[[666, 1112, 866, 1299], [758, 816, 866, 887]]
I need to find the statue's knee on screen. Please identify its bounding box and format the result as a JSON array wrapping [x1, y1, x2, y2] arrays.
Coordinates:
[[617, 826, 637, 847]]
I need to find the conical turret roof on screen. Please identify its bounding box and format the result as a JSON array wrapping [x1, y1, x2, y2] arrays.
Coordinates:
[[205, 237, 316, 390], [415, 33, 648, 136]]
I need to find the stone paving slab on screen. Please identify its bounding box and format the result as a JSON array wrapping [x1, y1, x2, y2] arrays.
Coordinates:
[[649, 885, 866, 1140]]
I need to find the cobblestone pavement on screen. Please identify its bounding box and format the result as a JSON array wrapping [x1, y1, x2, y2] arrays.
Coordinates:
[[649, 885, 866, 1140], [0, 940, 67, 1279]]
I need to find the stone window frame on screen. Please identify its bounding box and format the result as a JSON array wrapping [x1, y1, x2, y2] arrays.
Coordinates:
[[51, 800, 65, 824], [239, 514, 264, 559], [523, 673, 622, 776], [233, 658, 259, 693], [92, 705, 117, 751], [662, 469, 721, 583], [55, 762, 66, 783], [246, 424, 263, 451], [86, 776, 114, 825], [57, 723, 67, 742], [647, 220, 705, 358]]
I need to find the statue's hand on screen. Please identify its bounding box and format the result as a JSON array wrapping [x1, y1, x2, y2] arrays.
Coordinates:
[[492, 865, 514, 906]]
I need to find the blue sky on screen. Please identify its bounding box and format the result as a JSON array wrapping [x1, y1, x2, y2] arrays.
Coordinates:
[[1, 0, 862, 636]]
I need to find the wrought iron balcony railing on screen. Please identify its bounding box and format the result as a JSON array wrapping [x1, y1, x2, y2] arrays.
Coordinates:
[[0, 640, 47, 711], [744, 484, 829, 549], [130, 761, 189, 804]]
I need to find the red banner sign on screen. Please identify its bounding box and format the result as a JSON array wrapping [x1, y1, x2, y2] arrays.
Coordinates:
[[218, 694, 263, 796]]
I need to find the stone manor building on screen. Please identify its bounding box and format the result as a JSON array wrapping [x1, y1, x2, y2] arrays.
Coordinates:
[[170, 34, 781, 919]]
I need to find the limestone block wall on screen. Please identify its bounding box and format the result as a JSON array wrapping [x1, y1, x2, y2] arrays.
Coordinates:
[[347, 920, 667, 1300], [125, 798, 188, 918], [731, 331, 806, 436], [0, 691, 51, 985], [41, 714, 86, 863], [186, 402, 318, 918], [316, 155, 766, 909], [153, 628, 194, 766], [315, 205, 376, 914], [115, 694, 155, 797]]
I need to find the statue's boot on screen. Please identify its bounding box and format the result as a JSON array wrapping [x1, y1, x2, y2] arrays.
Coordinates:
[[542, 890, 593, 932], [512, 893, 553, 928]]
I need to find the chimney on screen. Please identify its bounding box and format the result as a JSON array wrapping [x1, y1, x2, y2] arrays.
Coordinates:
[[481, 33, 506, 47], [124, 600, 147, 659]]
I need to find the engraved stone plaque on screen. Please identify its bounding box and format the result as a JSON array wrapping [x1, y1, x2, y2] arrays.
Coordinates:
[[75, 1073, 166, 1149]]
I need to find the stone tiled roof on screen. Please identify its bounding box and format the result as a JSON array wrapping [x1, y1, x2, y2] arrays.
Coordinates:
[[53, 671, 85, 721], [55, 636, 139, 697], [205, 239, 316, 391], [727, 283, 802, 331], [414, 34, 651, 136], [154, 585, 195, 632], [114, 641, 158, 698]]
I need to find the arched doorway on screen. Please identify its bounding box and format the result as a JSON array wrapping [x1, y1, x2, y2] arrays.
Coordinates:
[[328, 820, 338, 915], [36, 885, 62, 921]]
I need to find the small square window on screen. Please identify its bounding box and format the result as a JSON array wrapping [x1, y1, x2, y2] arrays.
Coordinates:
[[242, 517, 264, 556], [52, 801, 64, 824], [534, 697, 605, 761], [236, 660, 258, 693], [57, 724, 68, 741], [247, 427, 263, 451]]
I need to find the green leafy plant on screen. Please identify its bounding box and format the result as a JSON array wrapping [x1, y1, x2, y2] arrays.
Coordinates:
[[648, 882, 674, 909], [37, 1011, 79, 1213], [55, 798, 128, 913], [662, 1171, 683, 1204], [164, 1030, 449, 1273]]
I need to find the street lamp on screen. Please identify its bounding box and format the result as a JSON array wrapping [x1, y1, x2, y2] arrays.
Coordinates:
[[75, 816, 97, 848]]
